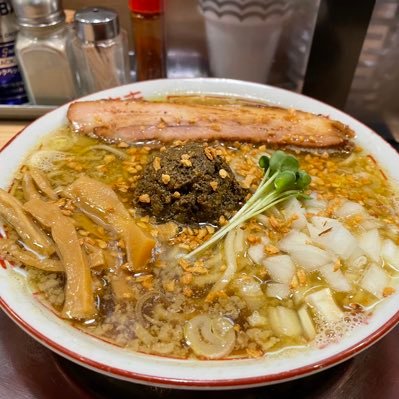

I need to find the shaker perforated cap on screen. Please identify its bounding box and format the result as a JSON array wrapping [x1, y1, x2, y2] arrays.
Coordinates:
[[74, 7, 120, 42], [12, 0, 65, 27]]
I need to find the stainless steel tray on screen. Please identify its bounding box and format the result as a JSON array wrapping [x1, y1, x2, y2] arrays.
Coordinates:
[[0, 104, 56, 120], [0, 51, 208, 121]]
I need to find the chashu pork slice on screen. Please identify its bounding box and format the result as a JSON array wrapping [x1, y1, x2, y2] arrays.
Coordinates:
[[67, 99, 354, 150]]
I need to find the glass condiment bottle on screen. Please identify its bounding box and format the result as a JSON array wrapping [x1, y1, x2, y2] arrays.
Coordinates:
[[72, 7, 130, 95], [12, 0, 79, 105], [0, 0, 27, 104], [128, 0, 166, 81]]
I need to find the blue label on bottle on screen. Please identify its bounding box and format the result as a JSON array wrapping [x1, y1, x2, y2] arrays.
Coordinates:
[[0, 41, 28, 104]]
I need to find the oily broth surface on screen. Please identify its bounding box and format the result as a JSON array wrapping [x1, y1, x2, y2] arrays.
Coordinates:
[[5, 97, 399, 360]]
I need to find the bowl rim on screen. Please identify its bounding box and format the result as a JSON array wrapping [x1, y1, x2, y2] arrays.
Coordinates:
[[1, 295, 398, 388], [0, 77, 398, 389]]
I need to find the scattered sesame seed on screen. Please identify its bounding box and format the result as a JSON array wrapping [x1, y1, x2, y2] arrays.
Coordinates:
[[161, 174, 171, 184], [153, 157, 161, 171], [219, 169, 229, 179], [138, 194, 151, 203], [210, 181, 218, 191]]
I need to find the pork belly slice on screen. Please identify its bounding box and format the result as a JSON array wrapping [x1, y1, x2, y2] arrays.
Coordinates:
[[67, 99, 354, 149]]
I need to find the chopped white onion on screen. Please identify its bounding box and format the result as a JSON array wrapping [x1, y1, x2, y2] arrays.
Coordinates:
[[235, 276, 265, 310], [297, 305, 316, 340], [381, 239, 399, 271], [248, 244, 265, 265], [310, 216, 357, 260], [306, 288, 344, 323], [268, 306, 303, 337], [266, 282, 290, 299], [293, 285, 325, 306], [293, 290, 305, 306], [358, 229, 381, 262], [335, 200, 365, 218], [238, 278, 264, 297], [256, 214, 269, 227], [282, 197, 307, 230], [319, 263, 351, 292], [261, 235, 271, 245], [344, 271, 359, 283], [263, 254, 296, 284], [360, 218, 383, 231], [289, 244, 333, 271], [360, 263, 389, 298], [278, 230, 310, 253], [247, 311, 268, 327], [304, 193, 327, 213], [347, 247, 368, 270]]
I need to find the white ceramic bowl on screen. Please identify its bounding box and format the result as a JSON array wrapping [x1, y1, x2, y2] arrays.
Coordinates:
[[0, 79, 398, 390]]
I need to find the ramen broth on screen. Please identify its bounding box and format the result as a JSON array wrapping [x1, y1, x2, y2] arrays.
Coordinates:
[[2, 96, 399, 360]]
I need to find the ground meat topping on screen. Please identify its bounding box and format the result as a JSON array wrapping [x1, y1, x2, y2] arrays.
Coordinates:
[[133, 142, 247, 224]]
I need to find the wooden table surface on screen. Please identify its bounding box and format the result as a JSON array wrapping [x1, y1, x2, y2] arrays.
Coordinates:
[[0, 120, 398, 398], [0, 121, 27, 147]]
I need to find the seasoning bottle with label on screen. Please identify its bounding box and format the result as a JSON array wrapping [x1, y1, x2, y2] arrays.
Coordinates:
[[12, 0, 79, 105], [0, 0, 27, 104], [129, 0, 166, 81], [72, 7, 130, 95]]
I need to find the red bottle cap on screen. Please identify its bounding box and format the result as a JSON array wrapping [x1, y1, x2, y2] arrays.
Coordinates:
[[128, 0, 164, 14]]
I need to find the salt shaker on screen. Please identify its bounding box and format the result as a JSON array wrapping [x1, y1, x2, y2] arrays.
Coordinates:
[[72, 7, 130, 95], [12, 0, 79, 105]]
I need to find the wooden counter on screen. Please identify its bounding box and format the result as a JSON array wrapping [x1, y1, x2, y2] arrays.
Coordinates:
[[0, 121, 27, 147]]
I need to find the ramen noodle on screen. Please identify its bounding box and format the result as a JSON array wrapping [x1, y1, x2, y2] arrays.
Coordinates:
[[0, 96, 398, 360]]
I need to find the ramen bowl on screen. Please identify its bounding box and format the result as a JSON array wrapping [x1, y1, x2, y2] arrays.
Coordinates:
[[0, 78, 398, 389]]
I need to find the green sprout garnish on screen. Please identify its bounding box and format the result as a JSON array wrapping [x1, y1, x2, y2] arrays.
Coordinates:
[[185, 150, 311, 259]]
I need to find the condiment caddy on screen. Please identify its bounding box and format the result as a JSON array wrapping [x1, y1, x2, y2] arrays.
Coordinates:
[[0, 0, 170, 118]]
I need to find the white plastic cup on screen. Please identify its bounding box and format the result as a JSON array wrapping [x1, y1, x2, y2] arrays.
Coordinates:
[[199, 0, 291, 83]]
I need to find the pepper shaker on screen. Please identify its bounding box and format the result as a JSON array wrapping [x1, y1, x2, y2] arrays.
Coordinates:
[[72, 7, 130, 95], [12, 0, 79, 105]]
